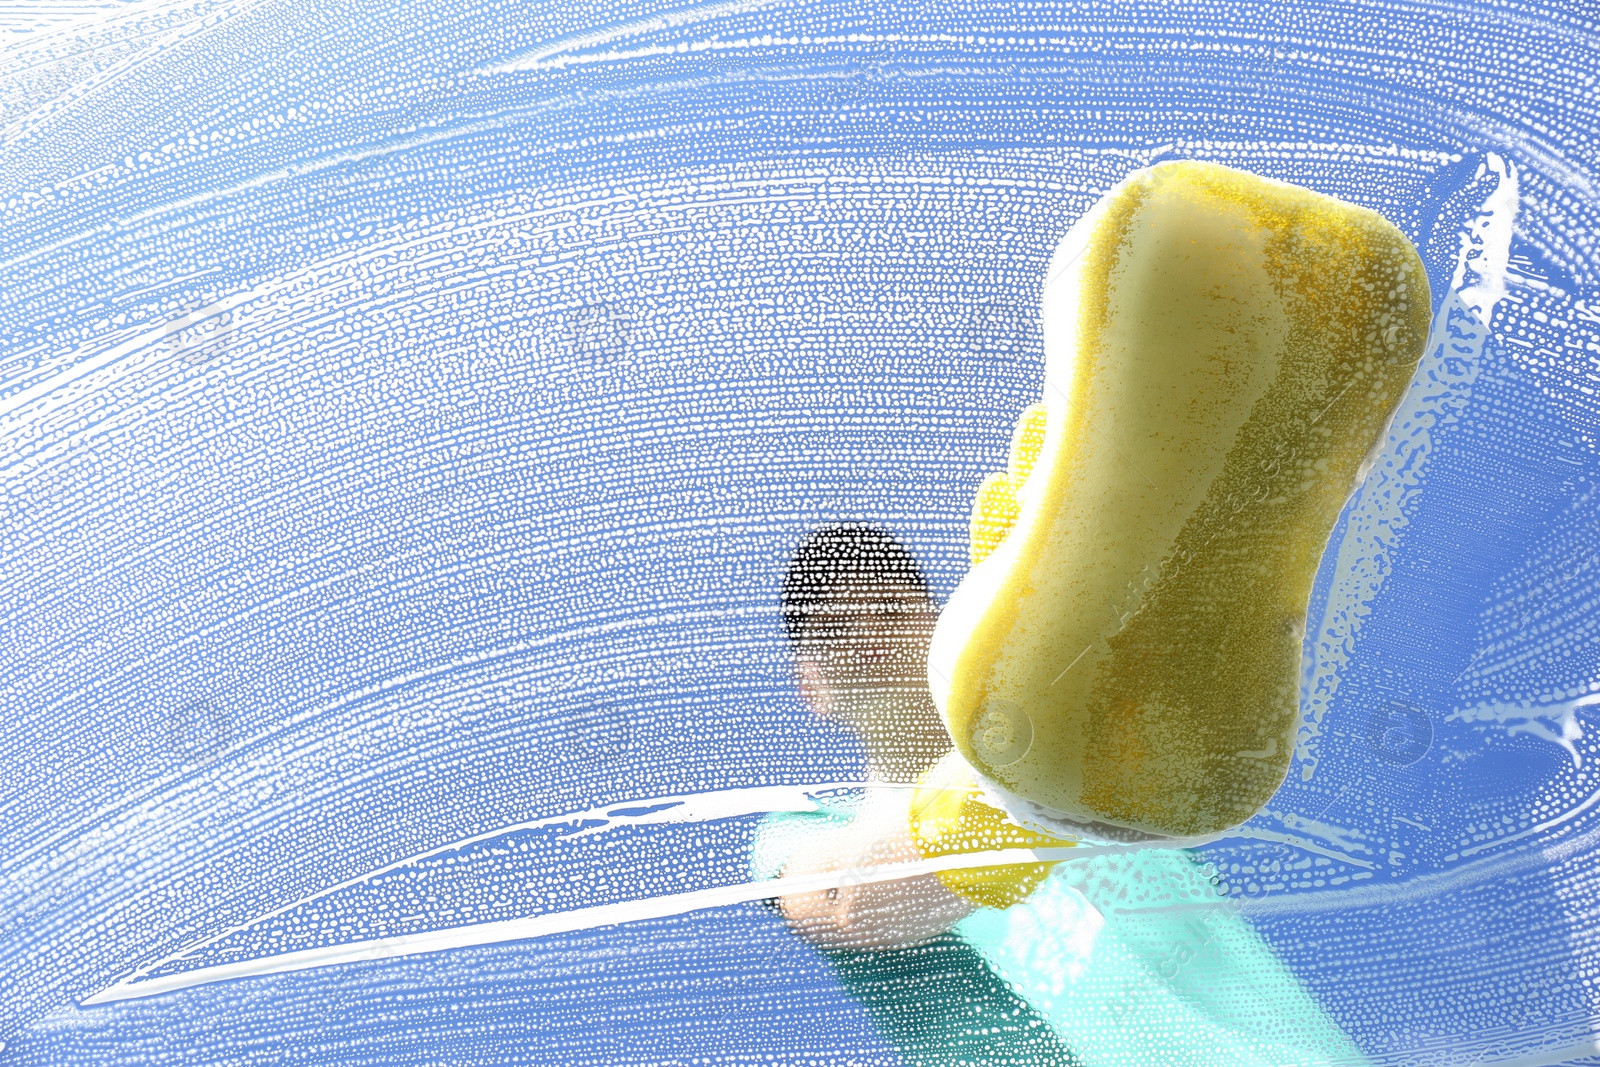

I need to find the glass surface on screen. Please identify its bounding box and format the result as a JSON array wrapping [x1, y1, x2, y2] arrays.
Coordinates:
[[1, 0, 1596, 1063]]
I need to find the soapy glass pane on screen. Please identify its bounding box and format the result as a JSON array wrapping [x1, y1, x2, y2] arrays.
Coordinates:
[[1, 0, 1597, 1064]]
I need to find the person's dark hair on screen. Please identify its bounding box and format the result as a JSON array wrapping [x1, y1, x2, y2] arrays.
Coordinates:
[[780, 523, 931, 646]]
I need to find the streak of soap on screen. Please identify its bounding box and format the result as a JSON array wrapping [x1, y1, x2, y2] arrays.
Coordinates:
[[1450, 693, 1596, 769], [1297, 154, 1517, 782], [91, 781, 1135, 1005], [491, 0, 791, 72]]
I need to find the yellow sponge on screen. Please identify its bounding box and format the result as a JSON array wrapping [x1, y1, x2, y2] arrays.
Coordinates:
[[969, 403, 1048, 566], [929, 161, 1430, 839]]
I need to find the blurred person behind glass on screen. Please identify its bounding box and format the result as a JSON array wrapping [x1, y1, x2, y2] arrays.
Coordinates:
[[751, 522, 1076, 1065], [750, 522, 1370, 1067]]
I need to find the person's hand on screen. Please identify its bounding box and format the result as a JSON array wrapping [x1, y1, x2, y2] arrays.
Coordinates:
[[777, 789, 974, 950]]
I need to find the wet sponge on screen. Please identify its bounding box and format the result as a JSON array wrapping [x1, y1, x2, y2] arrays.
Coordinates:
[[928, 161, 1431, 840]]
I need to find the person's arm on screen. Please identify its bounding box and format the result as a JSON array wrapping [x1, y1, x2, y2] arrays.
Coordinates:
[[775, 789, 975, 951]]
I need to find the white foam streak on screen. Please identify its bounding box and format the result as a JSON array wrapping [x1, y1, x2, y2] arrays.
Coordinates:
[[86, 837, 1104, 1005], [489, 0, 789, 73], [1296, 156, 1518, 782], [1468, 1039, 1600, 1067], [1448, 693, 1598, 768], [1451, 153, 1520, 324], [81, 780, 871, 993]]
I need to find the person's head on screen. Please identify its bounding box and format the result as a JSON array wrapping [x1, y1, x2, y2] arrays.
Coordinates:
[[780, 524, 945, 767]]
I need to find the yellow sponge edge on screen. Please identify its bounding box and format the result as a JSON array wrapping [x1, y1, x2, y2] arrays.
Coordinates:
[[969, 403, 1048, 566], [930, 161, 1431, 839]]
